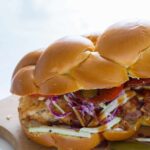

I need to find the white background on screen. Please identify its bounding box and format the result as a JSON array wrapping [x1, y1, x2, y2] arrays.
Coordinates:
[[0, 0, 150, 149]]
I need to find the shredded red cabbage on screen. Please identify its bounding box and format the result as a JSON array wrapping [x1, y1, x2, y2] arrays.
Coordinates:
[[100, 108, 118, 124], [65, 93, 80, 107], [81, 103, 95, 116], [45, 97, 71, 119], [45, 92, 120, 126], [65, 94, 95, 117]]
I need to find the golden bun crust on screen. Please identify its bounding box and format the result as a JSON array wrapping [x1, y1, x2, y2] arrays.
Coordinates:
[[84, 32, 100, 45], [11, 21, 150, 96], [12, 50, 43, 77], [11, 35, 128, 96], [11, 66, 38, 95], [96, 21, 150, 68], [35, 36, 94, 85], [39, 74, 79, 95], [71, 52, 128, 89], [129, 47, 150, 78]]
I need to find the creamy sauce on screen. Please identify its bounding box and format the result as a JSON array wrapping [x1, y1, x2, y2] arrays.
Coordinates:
[[99, 91, 136, 120]]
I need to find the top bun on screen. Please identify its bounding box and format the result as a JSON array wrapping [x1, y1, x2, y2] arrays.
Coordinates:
[[96, 21, 150, 67], [11, 21, 150, 96]]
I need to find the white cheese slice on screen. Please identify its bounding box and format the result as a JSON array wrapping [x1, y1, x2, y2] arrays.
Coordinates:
[[29, 117, 121, 137], [29, 126, 91, 138], [80, 117, 121, 133], [52, 101, 65, 114], [99, 103, 107, 109], [136, 138, 150, 142]]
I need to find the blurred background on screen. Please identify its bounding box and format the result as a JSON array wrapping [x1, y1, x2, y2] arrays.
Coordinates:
[[0, 0, 150, 99]]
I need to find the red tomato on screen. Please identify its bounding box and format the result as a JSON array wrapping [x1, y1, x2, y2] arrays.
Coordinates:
[[75, 85, 123, 103], [90, 85, 123, 103]]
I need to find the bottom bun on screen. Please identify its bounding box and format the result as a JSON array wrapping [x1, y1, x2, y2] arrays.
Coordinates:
[[103, 119, 141, 141], [21, 122, 102, 150], [103, 130, 136, 141], [19, 118, 102, 150]]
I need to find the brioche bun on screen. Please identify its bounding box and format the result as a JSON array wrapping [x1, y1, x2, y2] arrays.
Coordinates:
[[11, 35, 128, 96], [129, 47, 150, 78], [96, 21, 150, 66], [84, 32, 100, 45], [12, 50, 43, 77], [11, 66, 38, 95], [11, 21, 150, 96]]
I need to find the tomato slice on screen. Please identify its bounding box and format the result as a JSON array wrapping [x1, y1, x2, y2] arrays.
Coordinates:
[[90, 85, 123, 103], [75, 85, 123, 103]]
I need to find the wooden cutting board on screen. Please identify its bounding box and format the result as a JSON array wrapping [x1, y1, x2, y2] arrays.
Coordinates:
[[0, 96, 103, 150], [0, 96, 54, 150]]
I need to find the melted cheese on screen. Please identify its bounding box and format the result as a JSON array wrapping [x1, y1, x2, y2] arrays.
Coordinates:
[[29, 117, 121, 136], [29, 126, 91, 138]]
